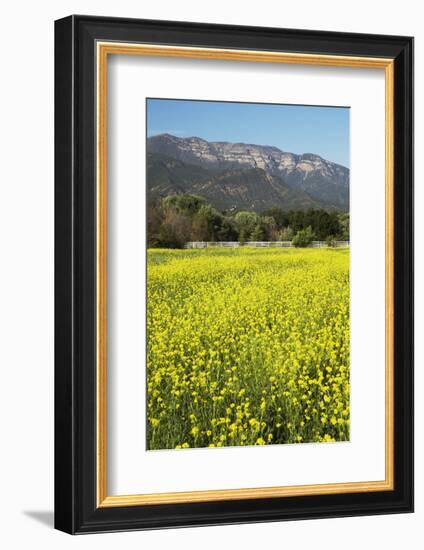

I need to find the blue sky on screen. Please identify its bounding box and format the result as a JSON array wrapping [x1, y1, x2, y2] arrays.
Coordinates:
[[147, 98, 350, 168]]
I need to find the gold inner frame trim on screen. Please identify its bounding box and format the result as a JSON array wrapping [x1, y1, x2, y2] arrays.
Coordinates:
[[96, 42, 395, 508]]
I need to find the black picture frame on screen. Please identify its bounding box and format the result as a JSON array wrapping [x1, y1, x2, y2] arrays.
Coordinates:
[[55, 14, 414, 534]]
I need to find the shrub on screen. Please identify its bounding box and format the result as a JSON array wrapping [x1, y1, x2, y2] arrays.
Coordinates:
[[326, 235, 337, 248], [292, 226, 314, 248]]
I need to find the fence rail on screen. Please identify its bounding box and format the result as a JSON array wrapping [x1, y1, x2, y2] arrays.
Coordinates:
[[185, 241, 350, 249]]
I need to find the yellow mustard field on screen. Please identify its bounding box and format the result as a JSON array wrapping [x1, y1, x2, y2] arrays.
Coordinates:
[[147, 247, 350, 450]]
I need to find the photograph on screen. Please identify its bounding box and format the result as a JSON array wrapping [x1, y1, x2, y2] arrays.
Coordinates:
[[146, 98, 351, 451], [52, 13, 413, 535]]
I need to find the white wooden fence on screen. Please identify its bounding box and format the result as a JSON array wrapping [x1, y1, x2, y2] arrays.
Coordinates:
[[185, 241, 349, 249]]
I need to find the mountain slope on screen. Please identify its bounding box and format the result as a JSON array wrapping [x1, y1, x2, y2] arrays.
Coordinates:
[[147, 134, 349, 211], [147, 153, 323, 212], [147, 152, 211, 196]]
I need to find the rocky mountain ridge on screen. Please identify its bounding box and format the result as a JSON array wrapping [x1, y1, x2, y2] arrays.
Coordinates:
[[147, 133, 349, 212]]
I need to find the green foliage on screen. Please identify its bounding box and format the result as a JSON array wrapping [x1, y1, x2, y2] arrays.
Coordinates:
[[192, 205, 221, 240], [234, 211, 259, 238], [261, 207, 289, 228], [216, 218, 238, 242], [278, 226, 294, 241], [292, 226, 315, 248], [338, 213, 350, 241], [239, 228, 246, 245], [326, 235, 337, 248], [251, 224, 265, 241], [147, 193, 348, 248], [162, 194, 205, 216]]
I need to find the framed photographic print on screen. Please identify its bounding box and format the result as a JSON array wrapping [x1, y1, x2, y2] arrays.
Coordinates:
[[54, 15, 414, 534]]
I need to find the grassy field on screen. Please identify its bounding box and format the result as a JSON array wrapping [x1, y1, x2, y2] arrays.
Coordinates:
[[147, 247, 350, 450]]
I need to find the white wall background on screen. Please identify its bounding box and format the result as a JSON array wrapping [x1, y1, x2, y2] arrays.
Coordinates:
[[0, 0, 420, 547]]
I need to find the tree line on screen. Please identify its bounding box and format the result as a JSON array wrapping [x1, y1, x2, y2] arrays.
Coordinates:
[[147, 194, 349, 248]]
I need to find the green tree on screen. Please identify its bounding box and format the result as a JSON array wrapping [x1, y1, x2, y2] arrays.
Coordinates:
[[162, 194, 205, 216], [239, 228, 247, 245], [279, 226, 294, 241], [292, 226, 315, 248], [261, 207, 289, 229], [234, 211, 259, 240], [192, 204, 223, 241], [216, 218, 239, 241], [251, 224, 265, 241], [338, 213, 350, 241], [260, 215, 277, 240]]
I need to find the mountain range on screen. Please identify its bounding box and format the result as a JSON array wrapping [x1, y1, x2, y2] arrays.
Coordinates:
[[147, 133, 349, 212]]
